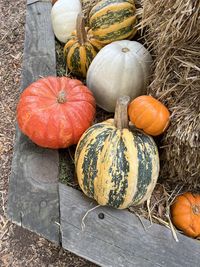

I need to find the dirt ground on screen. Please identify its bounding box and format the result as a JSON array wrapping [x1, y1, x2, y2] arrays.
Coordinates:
[[0, 1, 97, 266]]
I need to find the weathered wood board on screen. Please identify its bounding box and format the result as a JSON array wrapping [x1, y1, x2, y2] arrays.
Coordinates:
[[7, 0, 60, 244], [59, 183, 200, 267]]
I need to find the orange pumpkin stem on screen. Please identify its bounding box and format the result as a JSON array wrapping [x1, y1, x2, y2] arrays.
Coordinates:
[[114, 96, 130, 130], [57, 90, 67, 104], [76, 13, 87, 45]]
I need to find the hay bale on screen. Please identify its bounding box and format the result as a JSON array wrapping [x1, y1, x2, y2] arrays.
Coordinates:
[[140, 0, 200, 186]]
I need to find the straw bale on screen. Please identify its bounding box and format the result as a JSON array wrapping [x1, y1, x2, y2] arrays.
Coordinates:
[[140, 0, 200, 186]]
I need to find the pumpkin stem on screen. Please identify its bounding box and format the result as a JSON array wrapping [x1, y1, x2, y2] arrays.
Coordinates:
[[192, 205, 200, 215], [114, 96, 130, 130], [76, 13, 87, 45], [122, 47, 130, 53], [57, 90, 67, 104]]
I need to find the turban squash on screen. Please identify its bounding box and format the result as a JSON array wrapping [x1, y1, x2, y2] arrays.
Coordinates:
[[75, 96, 160, 209], [89, 0, 137, 44], [17, 76, 96, 149]]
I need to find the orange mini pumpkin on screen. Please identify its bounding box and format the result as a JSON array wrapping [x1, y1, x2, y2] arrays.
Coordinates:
[[17, 76, 96, 149], [128, 95, 170, 136], [171, 192, 200, 238]]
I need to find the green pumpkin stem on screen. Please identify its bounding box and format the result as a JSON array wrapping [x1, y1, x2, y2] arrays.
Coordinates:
[[114, 96, 130, 130], [76, 13, 87, 45]]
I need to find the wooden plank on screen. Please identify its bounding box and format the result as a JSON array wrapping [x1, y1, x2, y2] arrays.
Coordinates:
[[27, 0, 51, 5], [7, 1, 60, 244], [59, 183, 200, 267]]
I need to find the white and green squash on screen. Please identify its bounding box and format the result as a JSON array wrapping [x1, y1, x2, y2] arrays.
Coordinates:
[[86, 40, 153, 112], [89, 0, 137, 44], [75, 96, 159, 209]]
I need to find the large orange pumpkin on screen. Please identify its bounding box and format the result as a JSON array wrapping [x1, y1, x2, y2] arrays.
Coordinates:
[[128, 95, 170, 136], [17, 76, 96, 149], [171, 192, 200, 238]]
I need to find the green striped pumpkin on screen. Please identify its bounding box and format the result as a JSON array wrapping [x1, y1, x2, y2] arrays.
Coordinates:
[[89, 0, 137, 44], [63, 14, 103, 78], [75, 96, 159, 209]]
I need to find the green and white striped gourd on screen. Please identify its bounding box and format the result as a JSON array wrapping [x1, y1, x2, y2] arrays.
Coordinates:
[[75, 96, 159, 209], [64, 14, 103, 78], [89, 0, 137, 44]]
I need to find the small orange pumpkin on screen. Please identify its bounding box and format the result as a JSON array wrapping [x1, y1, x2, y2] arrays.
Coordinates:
[[171, 192, 200, 238], [128, 95, 170, 136]]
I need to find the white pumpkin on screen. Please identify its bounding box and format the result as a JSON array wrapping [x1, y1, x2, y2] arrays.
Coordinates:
[[86, 40, 153, 112], [51, 0, 82, 43]]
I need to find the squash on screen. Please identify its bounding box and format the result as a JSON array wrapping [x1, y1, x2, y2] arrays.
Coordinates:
[[75, 96, 159, 209], [64, 13, 103, 78], [86, 40, 152, 112], [128, 95, 170, 136], [171, 192, 200, 238], [17, 76, 96, 149], [89, 0, 137, 44], [51, 0, 82, 43]]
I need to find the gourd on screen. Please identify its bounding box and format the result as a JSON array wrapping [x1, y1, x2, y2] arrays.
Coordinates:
[[51, 0, 82, 43], [17, 76, 96, 149], [171, 192, 200, 238], [86, 40, 152, 112], [89, 0, 137, 44], [64, 14, 103, 78], [128, 95, 170, 136], [75, 96, 159, 209]]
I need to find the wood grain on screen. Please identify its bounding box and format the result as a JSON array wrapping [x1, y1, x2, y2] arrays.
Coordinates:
[[7, 1, 60, 244], [59, 183, 200, 267]]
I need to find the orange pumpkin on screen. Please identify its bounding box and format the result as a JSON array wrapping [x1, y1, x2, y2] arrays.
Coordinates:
[[171, 192, 200, 238], [128, 95, 170, 136], [17, 76, 96, 149]]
